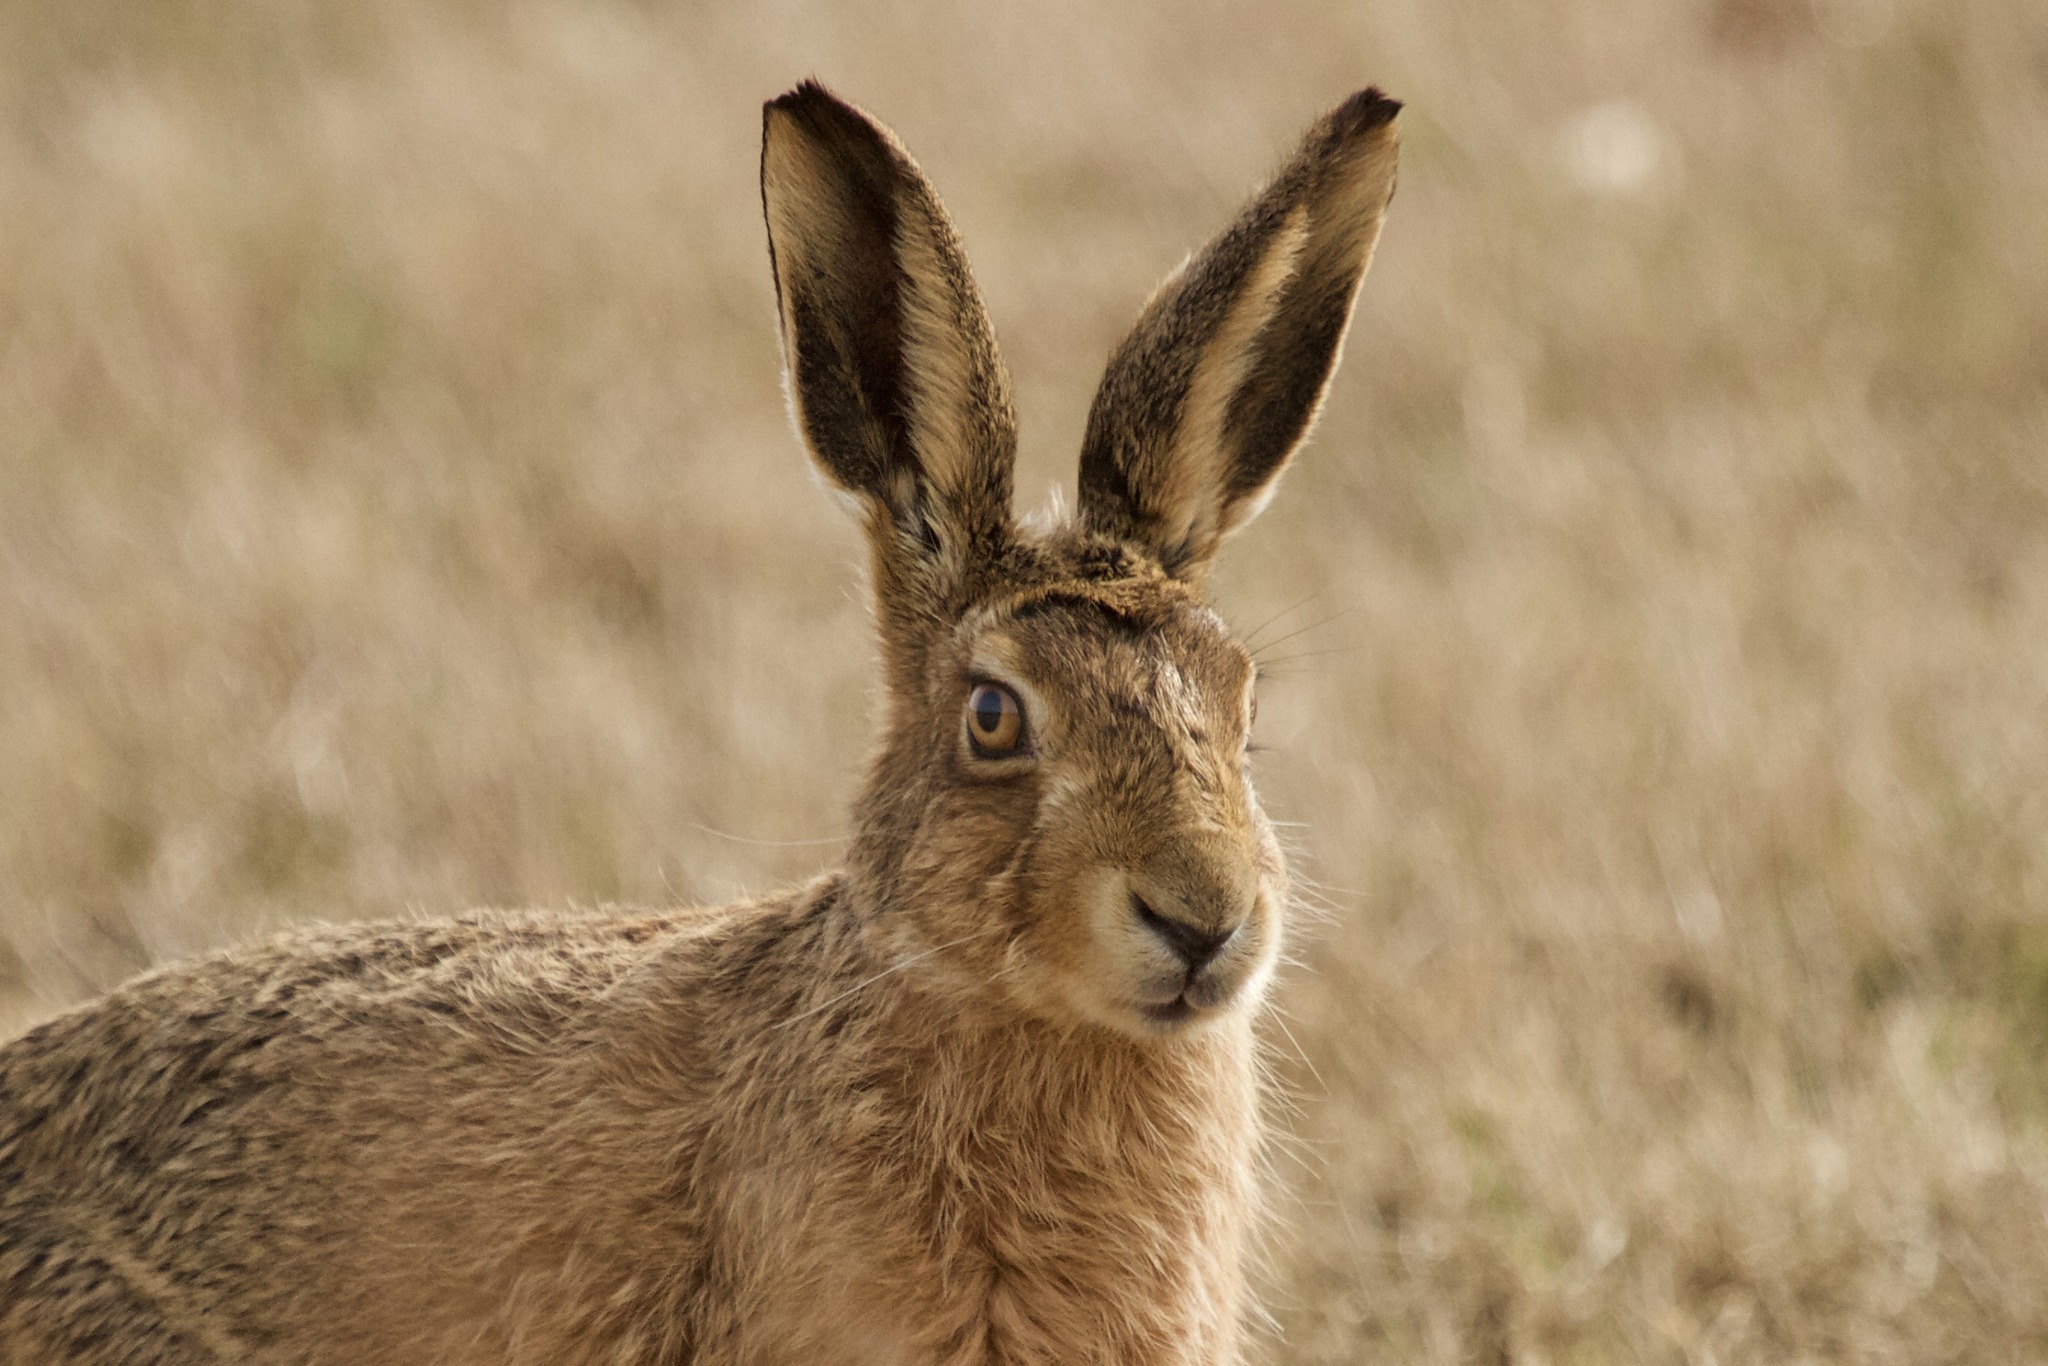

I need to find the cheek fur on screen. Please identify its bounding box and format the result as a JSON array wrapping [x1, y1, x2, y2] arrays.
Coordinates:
[[983, 789, 1143, 1026], [1233, 885, 1285, 1004], [892, 781, 1043, 941]]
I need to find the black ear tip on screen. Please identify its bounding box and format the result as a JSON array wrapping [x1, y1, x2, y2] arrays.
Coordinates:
[[1332, 87, 1403, 136], [766, 78, 846, 122], [764, 79, 894, 159]]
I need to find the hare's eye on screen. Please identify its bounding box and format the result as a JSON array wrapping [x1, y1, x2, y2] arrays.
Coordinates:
[[966, 682, 1025, 757]]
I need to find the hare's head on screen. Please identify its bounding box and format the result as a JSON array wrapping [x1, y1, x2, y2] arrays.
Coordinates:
[[762, 83, 1398, 1039]]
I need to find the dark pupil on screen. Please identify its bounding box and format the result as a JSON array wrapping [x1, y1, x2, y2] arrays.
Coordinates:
[[974, 690, 1005, 735]]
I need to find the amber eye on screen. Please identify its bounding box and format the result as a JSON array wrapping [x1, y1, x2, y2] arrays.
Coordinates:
[[965, 682, 1025, 757]]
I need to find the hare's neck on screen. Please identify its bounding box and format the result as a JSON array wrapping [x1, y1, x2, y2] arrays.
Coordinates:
[[898, 1002, 1263, 1220], [864, 1006, 1263, 1349]]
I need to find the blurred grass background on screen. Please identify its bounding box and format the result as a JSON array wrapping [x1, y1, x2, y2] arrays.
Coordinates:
[[4, 0, 2047, 1360]]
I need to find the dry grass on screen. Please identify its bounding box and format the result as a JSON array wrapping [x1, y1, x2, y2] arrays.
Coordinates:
[[5, 0, 2048, 1359]]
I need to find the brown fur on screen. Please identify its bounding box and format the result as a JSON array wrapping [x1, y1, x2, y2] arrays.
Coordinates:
[[0, 81, 1399, 1364]]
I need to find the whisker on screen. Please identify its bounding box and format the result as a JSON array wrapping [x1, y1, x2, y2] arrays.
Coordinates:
[[688, 822, 850, 848], [1250, 606, 1355, 661], [1239, 591, 1331, 653], [1289, 872, 1372, 900], [1268, 1009, 1330, 1099], [776, 925, 1003, 1027], [1255, 645, 1369, 668]]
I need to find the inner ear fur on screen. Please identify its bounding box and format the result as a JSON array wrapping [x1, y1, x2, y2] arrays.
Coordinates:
[[1077, 88, 1401, 581], [761, 81, 1018, 594]]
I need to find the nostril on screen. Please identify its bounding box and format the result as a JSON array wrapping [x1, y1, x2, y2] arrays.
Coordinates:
[[1131, 892, 1240, 972]]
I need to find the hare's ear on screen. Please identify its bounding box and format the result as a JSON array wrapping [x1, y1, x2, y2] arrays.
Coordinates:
[[762, 82, 1017, 612], [1078, 89, 1400, 581]]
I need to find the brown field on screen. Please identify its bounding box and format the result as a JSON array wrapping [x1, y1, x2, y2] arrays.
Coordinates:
[[5, 1, 2047, 1360]]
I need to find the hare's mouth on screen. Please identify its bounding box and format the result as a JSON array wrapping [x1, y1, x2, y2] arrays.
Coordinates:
[[1139, 996, 1200, 1027], [1135, 967, 1244, 1028]]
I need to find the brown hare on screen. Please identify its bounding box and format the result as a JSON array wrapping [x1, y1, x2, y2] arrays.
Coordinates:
[[0, 81, 1399, 1364]]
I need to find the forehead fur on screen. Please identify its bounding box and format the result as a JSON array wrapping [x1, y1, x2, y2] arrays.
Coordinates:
[[958, 526, 1252, 699], [983, 527, 1200, 623], [956, 529, 1166, 628]]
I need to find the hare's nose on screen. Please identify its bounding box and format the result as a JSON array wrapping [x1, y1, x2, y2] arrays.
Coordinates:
[[1131, 892, 1241, 972]]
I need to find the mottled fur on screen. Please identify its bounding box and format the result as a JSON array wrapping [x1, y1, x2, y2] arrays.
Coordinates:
[[0, 81, 1399, 1364]]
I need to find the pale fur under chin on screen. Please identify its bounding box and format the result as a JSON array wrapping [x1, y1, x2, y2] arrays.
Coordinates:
[[0, 78, 1398, 1364]]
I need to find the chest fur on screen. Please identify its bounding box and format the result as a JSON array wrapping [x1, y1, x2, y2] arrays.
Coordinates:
[[810, 1023, 1264, 1364]]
